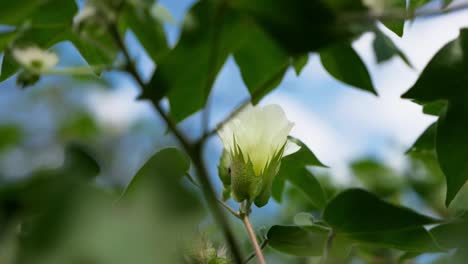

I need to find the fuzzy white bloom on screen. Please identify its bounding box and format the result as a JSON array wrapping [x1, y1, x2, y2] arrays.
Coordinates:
[[219, 104, 300, 175], [13, 47, 58, 72], [217, 104, 300, 206]]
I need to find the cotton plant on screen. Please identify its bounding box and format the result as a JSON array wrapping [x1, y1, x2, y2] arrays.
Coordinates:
[[215, 104, 300, 263], [218, 104, 300, 208]]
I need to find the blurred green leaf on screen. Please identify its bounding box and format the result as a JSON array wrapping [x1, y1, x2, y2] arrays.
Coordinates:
[[436, 103, 468, 206], [378, 0, 407, 36], [0, 125, 22, 152], [146, 1, 243, 122], [373, 28, 412, 66], [232, 0, 368, 54], [267, 225, 329, 256], [351, 159, 404, 197], [0, 1, 44, 26], [323, 189, 441, 252], [0, 30, 16, 52], [324, 189, 438, 232], [402, 28, 468, 206], [0, 51, 20, 82], [406, 122, 437, 154], [233, 23, 289, 104], [422, 100, 446, 116], [431, 221, 468, 250], [273, 137, 326, 203], [124, 5, 169, 63], [124, 147, 190, 199], [320, 43, 376, 95], [291, 54, 309, 76], [283, 136, 327, 168], [282, 166, 327, 209]]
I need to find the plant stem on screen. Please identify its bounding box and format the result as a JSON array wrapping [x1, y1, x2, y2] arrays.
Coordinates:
[[244, 239, 268, 264], [109, 24, 243, 264], [320, 230, 335, 264], [242, 214, 266, 264]]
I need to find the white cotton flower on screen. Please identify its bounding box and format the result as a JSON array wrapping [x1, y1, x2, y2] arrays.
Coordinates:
[[12, 47, 59, 72], [217, 104, 300, 206]]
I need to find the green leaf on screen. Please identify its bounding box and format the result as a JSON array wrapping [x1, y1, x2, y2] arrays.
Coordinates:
[[146, 1, 243, 122], [233, 23, 289, 104], [283, 166, 327, 209], [28, 0, 77, 27], [324, 189, 438, 232], [124, 147, 190, 197], [0, 52, 19, 82], [292, 54, 309, 76], [232, 0, 368, 54], [0, 29, 16, 52], [379, 0, 407, 36], [323, 189, 441, 251], [0, 124, 23, 152], [320, 43, 376, 95], [406, 122, 437, 154], [436, 103, 468, 205], [267, 225, 329, 256], [402, 28, 468, 205], [62, 144, 100, 180], [283, 136, 327, 168], [402, 29, 468, 102], [0, 0, 43, 25], [431, 221, 468, 250], [124, 5, 170, 63], [350, 159, 404, 197], [272, 137, 326, 203], [373, 28, 412, 67], [422, 100, 447, 116]]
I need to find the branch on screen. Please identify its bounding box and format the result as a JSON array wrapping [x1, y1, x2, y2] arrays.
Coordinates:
[[320, 230, 335, 264], [243, 238, 268, 264], [109, 24, 244, 264], [242, 213, 266, 264], [185, 173, 241, 219]]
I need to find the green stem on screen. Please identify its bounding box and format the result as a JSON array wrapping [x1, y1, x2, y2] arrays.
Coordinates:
[[242, 213, 266, 264]]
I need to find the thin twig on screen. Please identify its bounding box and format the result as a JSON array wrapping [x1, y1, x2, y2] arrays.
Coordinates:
[[109, 24, 244, 264], [185, 173, 241, 219], [320, 230, 335, 264], [242, 213, 266, 264], [244, 238, 268, 264]]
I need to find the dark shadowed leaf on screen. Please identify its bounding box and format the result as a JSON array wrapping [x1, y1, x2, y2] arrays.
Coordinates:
[[373, 28, 412, 66], [436, 103, 468, 205], [323, 189, 441, 251], [146, 1, 244, 122], [232, 0, 368, 54], [233, 22, 289, 103], [124, 5, 169, 63], [320, 43, 376, 95], [323, 189, 438, 232], [402, 28, 468, 205], [292, 54, 309, 75], [406, 122, 437, 154], [124, 147, 190, 197]]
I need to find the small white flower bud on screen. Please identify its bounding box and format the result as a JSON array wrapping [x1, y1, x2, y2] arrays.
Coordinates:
[[12, 46, 59, 73]]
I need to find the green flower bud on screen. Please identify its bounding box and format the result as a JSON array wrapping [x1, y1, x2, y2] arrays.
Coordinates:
[[217, 104, 300, 207]]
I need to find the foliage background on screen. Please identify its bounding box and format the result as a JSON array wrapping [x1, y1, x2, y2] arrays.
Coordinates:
[[1, 0, 468, 263]]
